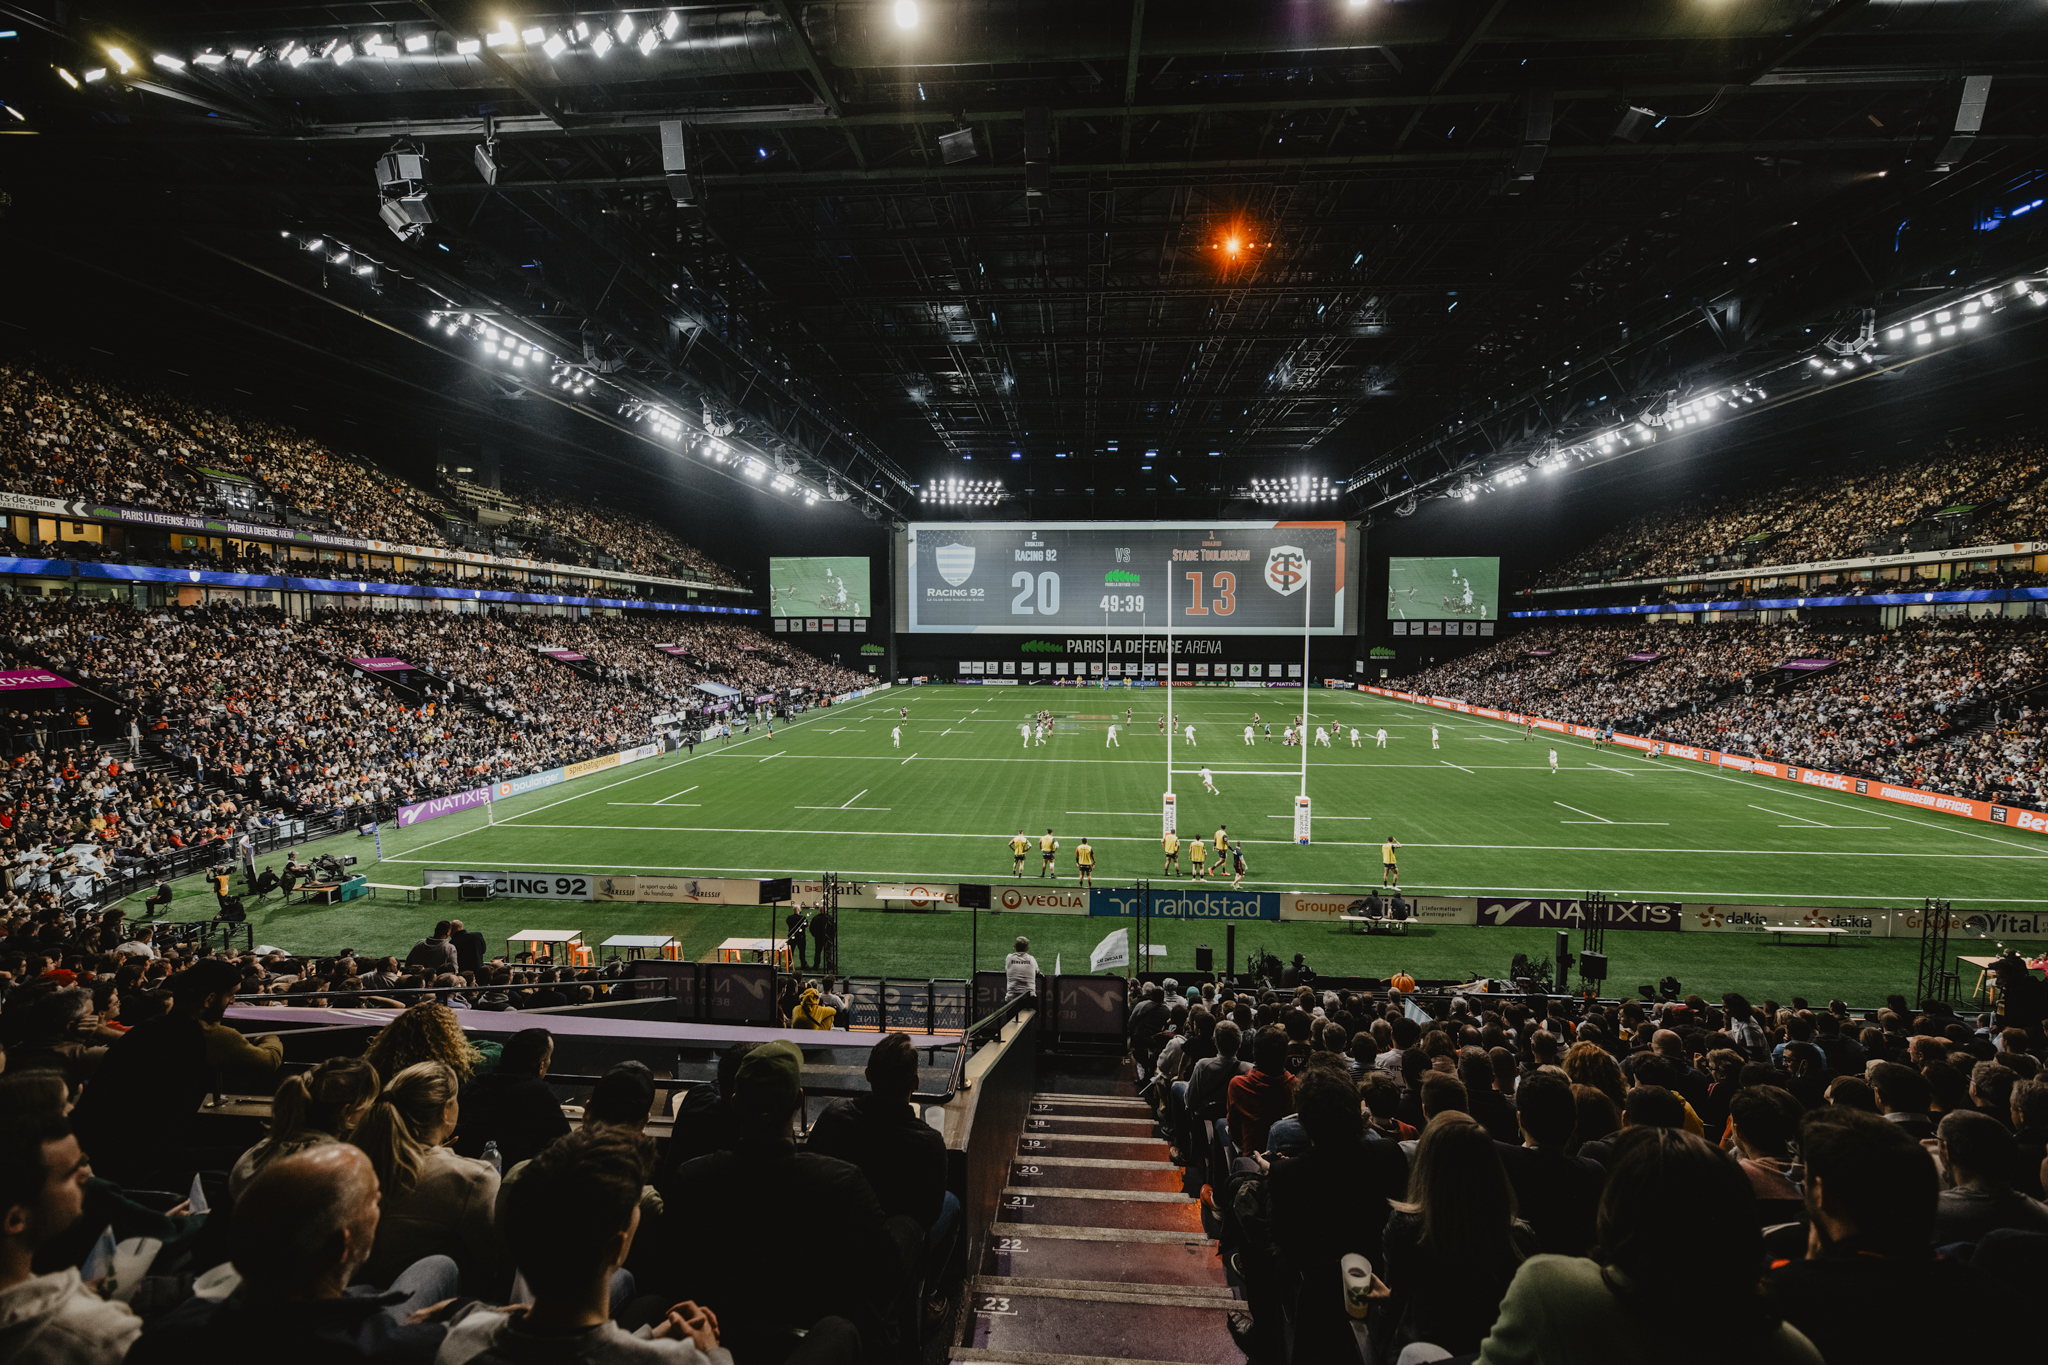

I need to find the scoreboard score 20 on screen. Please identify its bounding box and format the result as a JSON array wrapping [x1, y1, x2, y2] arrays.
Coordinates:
[[899, 521, 1357, 635]]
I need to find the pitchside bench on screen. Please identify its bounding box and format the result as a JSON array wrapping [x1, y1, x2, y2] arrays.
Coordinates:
[[1762, 926, 1849, 947]]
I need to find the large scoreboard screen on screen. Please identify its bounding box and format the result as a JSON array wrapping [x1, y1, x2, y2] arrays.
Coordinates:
[[897, 521, 1357, 635]]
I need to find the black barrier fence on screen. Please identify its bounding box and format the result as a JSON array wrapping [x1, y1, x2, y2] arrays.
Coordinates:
[[624, 959, 780, 1025], [841, 978, 971, 1034]]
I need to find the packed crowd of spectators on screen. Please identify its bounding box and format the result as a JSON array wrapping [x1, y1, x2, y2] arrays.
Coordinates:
[[1400, 623, 1830, 725], [1539, 430, 2048, 586], [1867, 703, 2048, 812], [1400, 618, 2048, 810], [0, 928, 936, 1365], [523, 615, 873, 710], [504, 482, 742, 587], [1137, 963, 2048, 1362], [1645, 621, 2048, 779], [0, 350, 745, 588], [5, 888, 2047, 1365], [5, 593, 871, 834]]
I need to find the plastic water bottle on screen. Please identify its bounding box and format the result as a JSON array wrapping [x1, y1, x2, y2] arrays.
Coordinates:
[[481, 1141, 502, 1174]]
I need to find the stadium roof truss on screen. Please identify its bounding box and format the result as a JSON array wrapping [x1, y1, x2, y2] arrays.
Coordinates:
[[12, 1, 2048, 519]]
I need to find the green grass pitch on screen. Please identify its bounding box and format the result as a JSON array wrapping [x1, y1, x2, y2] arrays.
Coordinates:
[[128, 686, 2047, 1005]]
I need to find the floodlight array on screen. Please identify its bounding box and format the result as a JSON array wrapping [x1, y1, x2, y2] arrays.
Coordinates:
[[920, 478, 1004, 506]]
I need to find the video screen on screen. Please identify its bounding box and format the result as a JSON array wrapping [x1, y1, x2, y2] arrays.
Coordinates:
[[897, 520, 1356, 635], [1387, 556, 1499, 620], [769, 556, 871, 618]]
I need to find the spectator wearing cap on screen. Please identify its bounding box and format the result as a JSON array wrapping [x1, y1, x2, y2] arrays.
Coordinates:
[[130, 1144, 472, 1365], [452, 1029, 571, 1171], [660, 1041, 907, 1359], [69, 957, 282, 1186], [806, 1033, 958, 1289], [1933, 1110, 2048, 1243], [1766, 1108, 2020, 1362], [0, 1102, 142, 1365]]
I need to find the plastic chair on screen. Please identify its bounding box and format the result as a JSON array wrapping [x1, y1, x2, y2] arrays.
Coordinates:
[[569, 944, 593, 968]]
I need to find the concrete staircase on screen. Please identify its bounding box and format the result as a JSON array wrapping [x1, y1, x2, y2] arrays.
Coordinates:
[[951, 1091, 1241, 1365]]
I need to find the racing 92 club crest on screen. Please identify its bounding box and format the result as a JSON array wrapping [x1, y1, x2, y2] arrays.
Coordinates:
[[1264, 545, 1308, 596], [934, 542, 976, 586]]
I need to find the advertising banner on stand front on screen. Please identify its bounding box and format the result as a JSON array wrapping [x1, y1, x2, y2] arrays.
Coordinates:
[[396, 787, 491, 827], [1091, 887, 1279, 920], [1476, 898, 1684, 932], [1278, 894, 1479, 925], [1682, 905, 1887, 937], [1360, 686, 2048, 838], [0, 669, 76, 691]]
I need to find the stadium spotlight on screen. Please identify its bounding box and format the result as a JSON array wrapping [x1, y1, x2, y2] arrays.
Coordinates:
[[287, 44, 310, 67], [542, 32, 567, 58], [457, 37, 481, 54], [106, 46, 135, 74], [521, 27, 545, 44], [662, 12, 683, 38], [153, 53, 185, 72], [591, 28, 614, 56], [405, 32, 432, 53], [194, 51, 226, 67], [895, 1, 919, 29], [376, 139, 435, 241], [83, 67, 106, 82], [474, 123, 500, 185], [637, 27, 659, 55]]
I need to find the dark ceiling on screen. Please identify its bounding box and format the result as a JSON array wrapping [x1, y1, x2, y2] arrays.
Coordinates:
[[5, 0, 2048, 526]]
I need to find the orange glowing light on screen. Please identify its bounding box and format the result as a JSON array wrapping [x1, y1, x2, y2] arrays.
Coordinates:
[[1226, 237, 1241, 253]]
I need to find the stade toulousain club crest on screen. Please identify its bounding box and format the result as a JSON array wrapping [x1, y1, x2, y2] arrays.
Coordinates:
[[934, 542, 976, 586], [1264, 546, 1307, 596]]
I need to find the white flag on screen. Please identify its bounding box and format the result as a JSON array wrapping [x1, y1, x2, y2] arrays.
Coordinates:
[[1090, 928, 1130, 973]]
